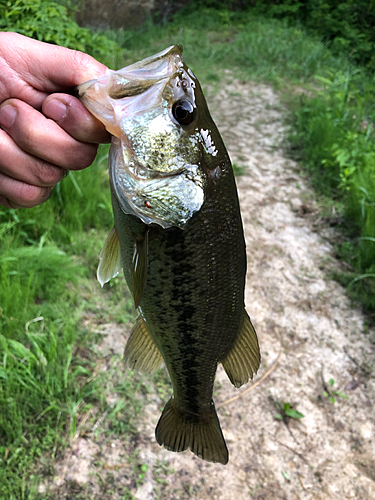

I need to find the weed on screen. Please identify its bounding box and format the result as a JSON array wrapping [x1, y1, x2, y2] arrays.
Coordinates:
[[121, 492, 136, 500], [136, 463, 148, 487], [272, 399, 305, 423], [281, 470, 291, 481], [153, 459, 174, 487], [322, 378, 348, 404]]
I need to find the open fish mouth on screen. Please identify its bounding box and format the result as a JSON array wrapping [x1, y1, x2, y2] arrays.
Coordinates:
[[77, 45, 185, 137], [77, 44, 183, 96]]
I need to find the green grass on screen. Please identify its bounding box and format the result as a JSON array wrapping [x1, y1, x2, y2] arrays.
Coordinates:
[[105, 9, 351, 85], [0, 148, 135, 498], [291, 68, 375, 314], [1, 3, 375, 497]]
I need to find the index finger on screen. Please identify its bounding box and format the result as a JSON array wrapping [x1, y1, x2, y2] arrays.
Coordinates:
[[1, 32, 108, 93]]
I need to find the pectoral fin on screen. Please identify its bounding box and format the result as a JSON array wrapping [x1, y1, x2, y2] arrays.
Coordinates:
[[221, 310, 261, 388], [124, 316, 163, 373], [97, 226, 121, 287], [130, 232, 148, 308]]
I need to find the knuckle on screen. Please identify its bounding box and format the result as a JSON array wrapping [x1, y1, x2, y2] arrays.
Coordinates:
[[19, 184, 51, 208], [18, 125, 36, 152], [33, 163, 65, 187]]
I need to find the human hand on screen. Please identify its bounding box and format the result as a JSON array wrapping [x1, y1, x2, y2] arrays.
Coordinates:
[[0, 32, 111, 209]]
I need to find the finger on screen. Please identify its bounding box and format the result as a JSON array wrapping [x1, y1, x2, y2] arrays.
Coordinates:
[[0, 170, 52, 209], [2, 33, 108, 93], [0, 129, 66, 188], [0, 99, 98, 171], [43, 94, 111, 144]]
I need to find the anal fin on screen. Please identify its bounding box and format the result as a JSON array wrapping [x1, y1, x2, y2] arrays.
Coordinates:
[[155, 398, 228, 465], [131, 232, 148, 308], [97, 226, 121, 287], [124, 316, 163, 374], [221, 310, 261, 388]]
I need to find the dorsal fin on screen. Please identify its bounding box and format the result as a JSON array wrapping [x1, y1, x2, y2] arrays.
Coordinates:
[[221, 310, 261, 388], [124, 316, 163, 374], [130, 231, 148, 308], [97, 226, 121, 287]]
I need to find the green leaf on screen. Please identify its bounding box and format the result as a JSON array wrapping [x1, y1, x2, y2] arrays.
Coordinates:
[[285, 408, 305, 419], [336, 391, 348, 399], [281, 470, 291, 481]]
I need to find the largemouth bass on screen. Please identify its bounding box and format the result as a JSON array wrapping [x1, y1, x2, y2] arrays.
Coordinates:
[[78, 45, 260, 465]]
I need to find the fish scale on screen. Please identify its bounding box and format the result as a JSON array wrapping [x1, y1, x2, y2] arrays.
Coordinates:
[[78, 44, 260, 464]]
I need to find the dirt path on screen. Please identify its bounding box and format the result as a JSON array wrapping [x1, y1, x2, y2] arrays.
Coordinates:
[[47, 81, 375, 499]]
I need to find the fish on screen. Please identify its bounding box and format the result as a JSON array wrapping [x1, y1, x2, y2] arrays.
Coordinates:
[[78, 45, 260, 465]]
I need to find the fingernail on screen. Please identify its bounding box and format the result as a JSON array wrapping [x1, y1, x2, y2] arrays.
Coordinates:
[[44, 99, 67, 122], [0, 105, 17, 129]]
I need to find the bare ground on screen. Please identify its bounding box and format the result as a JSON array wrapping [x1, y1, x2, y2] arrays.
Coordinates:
[[43, 80, 375, 499]]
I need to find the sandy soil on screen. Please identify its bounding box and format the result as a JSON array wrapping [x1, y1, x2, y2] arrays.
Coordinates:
[[45, 80, 375, 499]]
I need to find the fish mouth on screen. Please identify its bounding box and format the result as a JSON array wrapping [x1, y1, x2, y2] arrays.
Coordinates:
[[78, 45, 183, 98], [77, 45, 185, 136], [107, 44, 184, 99]]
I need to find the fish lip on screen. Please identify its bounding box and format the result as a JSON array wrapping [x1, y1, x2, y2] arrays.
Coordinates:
[[76, 79, 93, 97], [77, 45, 184, 100], [76, 72, 110, 97], [76, 45, 183, 97], [122, 44, 183, 72]]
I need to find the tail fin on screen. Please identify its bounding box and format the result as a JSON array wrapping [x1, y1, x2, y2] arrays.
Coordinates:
[[155, 398, 228, 465]]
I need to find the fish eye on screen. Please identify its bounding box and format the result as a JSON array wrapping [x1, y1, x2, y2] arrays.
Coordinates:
[[172, 100, 196, 126]]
